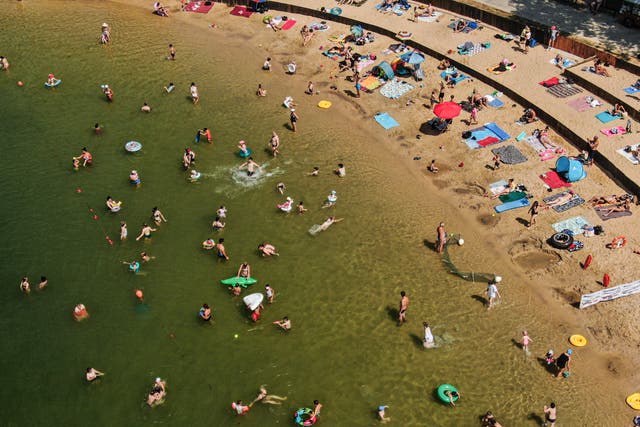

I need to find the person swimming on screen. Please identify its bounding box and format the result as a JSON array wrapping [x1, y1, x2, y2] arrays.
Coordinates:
[[135, 223, 156, 241], [199, 303, 212, 321], [212, 216, 225, 230], [319, 216, 344, 231], [251, 385, 288, 405], [258, 242, 279, 257], [147, 378, 166, 407], [164, 82, 175, 93], [105, 196, 122, 212], [130, 170, 141, 185]]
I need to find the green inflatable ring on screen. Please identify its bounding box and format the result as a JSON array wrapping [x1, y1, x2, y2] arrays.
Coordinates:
[[262, 15, 273, 24], [437, 384, 459, 404]]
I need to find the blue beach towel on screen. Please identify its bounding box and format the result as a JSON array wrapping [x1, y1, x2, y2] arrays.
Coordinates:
[[374, 112, 399, 129], [488, 98, 504, 108], [552, 216, 590, 235], [623, 87, 640, 94], [495, 198, 530, 213], [595, 111, 622, 123], [439, 71, 467, 83], [484, 122, 510, 141]]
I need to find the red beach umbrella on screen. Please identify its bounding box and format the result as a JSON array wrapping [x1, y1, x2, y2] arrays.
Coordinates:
[[433, 101, 462, 119]]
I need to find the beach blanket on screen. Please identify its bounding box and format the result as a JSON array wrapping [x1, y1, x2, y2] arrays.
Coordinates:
[[539, 77, 560, 87], [547, 83, 582, 98], [594, 206, 633, 221], [491, 145, 528, 165], [458, 43, 488, 56], [416, 11, 442, 22], [447, 20, 477, 33], [499, 191, 527, 203], [550, 57, 576, 68], [524, 135, 556, 161], [485, 94, 504, 108], [356, 58, 374, 73], [595, 111, 623, 123], [184, 1, 213, 13], [616, 144, 640, 165], [230, 5, 253, 17], [544, 191, 585, 213], [328, 33, 346, 43], [488, 64, 516, 74], [309, 22, 330, 32], [552, 216, 590, 235], [464, 123, 510, 149], [281, 19, 297, 30], [439, 71, 467, 84], [380, 79, 414, 99], [374, 112, 399, 129], [567, 97, 601, 112], [600, 126, 627, 137], [485, 122, 510, 140], [540, 170, 571, 189], [359, 75, 383, 91], [495, 198, 530, 213], [624, 86, 640, 94], [489, 179, 508, 195]]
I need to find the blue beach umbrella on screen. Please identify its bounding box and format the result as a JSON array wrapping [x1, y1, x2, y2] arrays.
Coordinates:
[[400, 51, 425, 65]]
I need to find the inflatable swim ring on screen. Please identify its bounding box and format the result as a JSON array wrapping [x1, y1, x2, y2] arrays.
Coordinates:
[[318, 100, 332, 109], [44, 79, 62, 87], [73, 304, 89, 321], [611, 235, 627, 249], [627, 393, 640, 410], [569, 334, 587, 347], [549, 232, 574, 250], [202, 239, 215, 250], [110, 205, 121, 213], [330, 7, 342, 15], [129, 262, 140, 273], [190, 171, 201, 180], [125, 141, 142, 153], [283, 96, 294, 108], [436, 384, 459, 404], [238, 148, 252, 158], [278, 197, 293, 213], [397, 31, 412, 40], [294, 408, 317, 426]]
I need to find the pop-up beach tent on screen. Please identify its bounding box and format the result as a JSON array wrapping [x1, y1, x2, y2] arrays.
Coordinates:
[[556, 156, 587, 182], [375, 61, 395, 79]]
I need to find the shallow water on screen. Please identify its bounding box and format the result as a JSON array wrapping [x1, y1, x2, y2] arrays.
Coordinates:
[[0, 1, 622, 425]]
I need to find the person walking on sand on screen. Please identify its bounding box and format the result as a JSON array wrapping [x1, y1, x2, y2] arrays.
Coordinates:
[[547, 25, 558, 51], [289, 109, 299, 132], [527, 201, 539, 228], [469, 106, 479, 125], [436, 222, 447, 253], [543, 402, 557, 427], [398, 291, 409, 325], [484, 278, 501, 309], [521, 330, 533, 353]]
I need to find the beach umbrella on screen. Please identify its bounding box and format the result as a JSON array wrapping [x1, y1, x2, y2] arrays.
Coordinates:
[[433, 102, 462, 119], [400, 51, 425, 65]]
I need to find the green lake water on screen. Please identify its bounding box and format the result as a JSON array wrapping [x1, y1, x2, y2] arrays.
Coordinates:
[[0, 1, 622, 425]]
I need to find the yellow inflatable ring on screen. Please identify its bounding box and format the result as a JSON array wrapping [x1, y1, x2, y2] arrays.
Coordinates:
[[262, 15, 273, 24], [569, 334, 587, 347], [317, 100, 332, 109], [626, 393, 640, 410]]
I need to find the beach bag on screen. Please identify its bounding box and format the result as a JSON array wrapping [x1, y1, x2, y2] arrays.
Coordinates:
[[529, 38, 537, 48]]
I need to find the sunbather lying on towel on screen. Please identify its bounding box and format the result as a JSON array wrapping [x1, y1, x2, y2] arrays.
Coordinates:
[[589, 194, 633, 206], [520, 108, 538, 123], [600, 199, 631, 217], [491, 178, 517, 199], [536, 126, 562, 151], [611, 103, 627, 117], [497, 58, 514, 72], [543, 190, 575, 209]]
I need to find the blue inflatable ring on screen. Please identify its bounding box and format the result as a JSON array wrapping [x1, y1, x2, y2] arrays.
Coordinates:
[[294, 408, 317, 426]]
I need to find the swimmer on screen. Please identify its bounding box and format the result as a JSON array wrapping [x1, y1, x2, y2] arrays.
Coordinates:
[[308, 166, 319, 176], [190, 82, 199, 104], [334, 163, 346, 177], [265, 284, 275, 303], [237, 262, 251, 278], [74, 147, 93, 167], [120, 221, 128, 240], [231, 284, 242, 296], [257, 84, 266, 97], [423, 322, 435, 348], [444, 389, 460, 406], [141, 102, 151, 113], [217, 205, 227, 219], [152, 207, 167, 226], [38, 276, 48, 290], [147, 378, 166, 407], [47, 73, 57, 85], [239, 157, 261, 177], [276, 182, 286, 194], [199, 303, 212, 321], [122, 260, 140, 273], [273, 316, 291, 331], [298, 201, 308, 214], [212, 216, 225, 230], [164, 82, 175, 93], [312, 400, 322, 418], [190, 170, 201, 181], [378, 405, 391, 422], [105, 196, 122, 212], [323, 190, 338, 208], [135, 223, 157, 241], [86, 367, 105, 382], [231, 399, 251, 416], [0, 56, 9, 70], [258, 242, 279, 257], [103, 85, 114, 102], [20, 276, 30, 294], [270, 131, 280, 157], [216, 238, 229, 260], [130, 170, 141, 185], [94, 123, 102, 135], [72, 158, 80, 170], [238, 140, 250, 156], [319, 216, 343, 231], [251, 385, 288, 405], [135, 251, 151, 264]]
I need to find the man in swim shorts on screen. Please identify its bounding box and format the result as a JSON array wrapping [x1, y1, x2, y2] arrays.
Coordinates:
[[190, 82, 199, 104], [168, 44, 176, 60], [543, 402, 557, 427], [216, 238, 229, 260], [398, 291, 409, 325], [436, 222, 447, 253], [265, 284, 275, 303], [239, 157, 260, 177]]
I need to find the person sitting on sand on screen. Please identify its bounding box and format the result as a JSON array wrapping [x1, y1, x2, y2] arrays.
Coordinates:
[[471, 90, 488, 108], [251, 385, 288, 405], [521, 108, 537, 123], [428, 159, 439, 173], [437, 59, 451, 70], [600, 199, 631, 217], [267, 17, 281, 32], [147, 378, 166, 407], [611, 103, 627, 117], [258, 243, 279, 257], [491, 178, 517, 199]]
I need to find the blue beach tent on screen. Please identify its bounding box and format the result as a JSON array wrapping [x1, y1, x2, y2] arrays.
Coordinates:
[[556, 156, 587, 182]]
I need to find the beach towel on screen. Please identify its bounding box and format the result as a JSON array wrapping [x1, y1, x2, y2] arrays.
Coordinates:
[[550, 57, 576, 68], [374, 112, 399, 129], [328, 33, 346, 43], [491, 145, 528, 164], [478, 136, 500, 147], [523, 136, 557, 161], [624, 86, 640, 94], [594, 206, 633, 221], [547, 83, 582, 98], [184, 1, 214, 13], [356, 58, 374, 73], [567, 97, 600, 112], [439, 71, 467, 84], [464, 124, 509, 149], [488, 64, 516, 74], [539, 77, 559, 87], [595, 111, 622, 123], [616, 144, 640, 165], [447, 20, 477, 33], [458, 43, 487, 56], [499, 191, 527, 203], [600, 126, 627, 137], [380, 79, 414, 99], [309, 22, 330, 32], [540, 170, 571, 189], [230, 5, 253, 17], [516, 131, 526, 141], [485, 95, 504, 108], [543, 191, 585, 213], [416, 11, 442, 22], [552, 216, 590, 235], [484, 122, 510, 141], [281, 19, 297, 30], [495, 198, 530, 213], [359, 75, 382, 91]]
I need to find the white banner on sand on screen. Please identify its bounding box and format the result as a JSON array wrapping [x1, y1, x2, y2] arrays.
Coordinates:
[[579, 279, 640, 309]]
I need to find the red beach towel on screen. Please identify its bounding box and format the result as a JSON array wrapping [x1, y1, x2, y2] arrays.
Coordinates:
[[538, 77, 559, 87], [540, 170, 572, 189], [477, 136, 500, 147], [184, 1, 214, 13], [281, 19, 297, 30], [230, 6, 253, 17]]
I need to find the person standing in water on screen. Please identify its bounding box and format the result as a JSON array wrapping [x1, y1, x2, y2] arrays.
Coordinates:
[[135, 223, 157, 241], [120, 221, 128, 240], [216, 238, 229, 260], [289, 109, 299, 132], [298, 201, 308, 214], [398, 291, 409, 325], [237, 262, 251, 278], [270, 131, 280, 157], [190, 82, 199, 104], [265, 284, 275, 303], [378, 405, 391, 422], [436, 222, 447, 253], [239, 157, 261, 177], [20, 277, 30, 294], [86, 367, 105, 382], [152, 207, 167, 226], [168, 44, 176, 60], [38, 276, 48, 290], [273, 316, 291, 331], [312, 400, 322, 419]]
